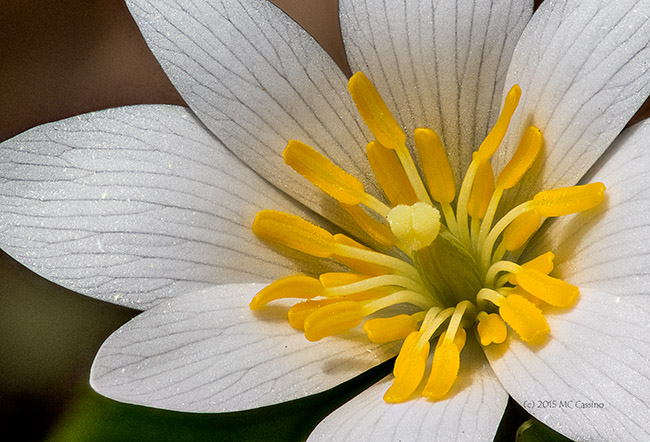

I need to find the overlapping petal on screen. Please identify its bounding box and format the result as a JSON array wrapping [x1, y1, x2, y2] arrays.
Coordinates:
[[340, 0, 533, 184], [125, 0, 379, 231], [0, 105, 332, 309], [308, 339, 507, 442], [496, 0, 650, 207], [90, 283, 400, 412]]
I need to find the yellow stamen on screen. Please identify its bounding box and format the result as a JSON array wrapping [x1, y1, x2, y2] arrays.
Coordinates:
[[533, 182, 606, 217], [347, 72, 406, 151], [468, 157, 495, 220], [252, 210, 334, 257], [384, 332, 429, 403], [506, 251, 554, 285], [288, 298, 344, 330], [366, 141, 418, 206], [476, 312, 508, 346], [331, 235, 390, 275], [498, 294, 550, 344], [515, 269, 579, 307], [496, 126, 543, 189], [413, 127, 456, 204], [501, 209, 542, 251], [249, 275, 323, 310], [387, 203, 441, 251], [303, 301, 363, 341], [363, 312, 425, 343], [283, 140, 390, 216], [283, 140, 365, 205], [341, 203, 396, 247], [324, 273, 424, 297], [422, 338, 461, 399], [477, 85, 522, 160]]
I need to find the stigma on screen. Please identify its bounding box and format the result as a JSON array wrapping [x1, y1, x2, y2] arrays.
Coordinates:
[[250, 71, 606, 403]]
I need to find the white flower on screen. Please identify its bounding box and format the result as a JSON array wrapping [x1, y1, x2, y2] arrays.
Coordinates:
[[2, 0, 650, 440]]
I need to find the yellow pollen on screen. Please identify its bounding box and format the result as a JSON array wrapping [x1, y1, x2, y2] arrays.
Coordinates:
[[387, 203, 441, 251], [468, 156, 495, 220], [506, 251, 554, 285], [533, 182, 606, 217], [514, 269, 579, 307], [422, 335, 462, 400], [363, 313, 424, 343], [501, 209, 542, 251], [283, 139, 366, 206], [496, 126, 543, 189], [303, 301, 363, 342], [366, 141, 418, 206], [347, 72, 406, 151], [498, 294, 550, 344], [384, 332, 429, 403], [477, 85, 521, 160], [252, 210, 334, 257], [249, 274, 323, 310], [341, 204, 396, 247], [414, 128, 456, 204], [476, 312, 507, 346]]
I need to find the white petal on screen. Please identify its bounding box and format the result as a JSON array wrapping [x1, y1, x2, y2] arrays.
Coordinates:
[[309, 339, 508, 442], [486, 290, 650, 441], [525, 120, 650, 297], [126, 0, 377, 229], [90, 284, 400, 412], [497, 0, 650, 206], [340, 0, 532, 182], [0, 105, 328, 309]]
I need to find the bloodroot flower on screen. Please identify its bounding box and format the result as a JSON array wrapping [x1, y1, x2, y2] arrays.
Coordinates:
[[2, 0, 650, 441]]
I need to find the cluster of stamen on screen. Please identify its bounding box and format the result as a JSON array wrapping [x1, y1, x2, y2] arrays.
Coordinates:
[[250, 72, 605, 403]]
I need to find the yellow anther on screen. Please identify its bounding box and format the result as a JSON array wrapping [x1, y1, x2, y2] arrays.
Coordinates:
[[476, 312, 508, 346], [319, 272, 369, 288], [303, 301, 363, 341], [438, 327, 467, 351], [477, 85, 522, 160], [515, 269, 579, 307], [498, 294, 550, 344], [522, 251, 555, 274], [366, 141, 418, 206], [496, 126, 543, 189], [501, 209, 542, 251], [283, 140, 366, 205], [507, 251, 554, 284], [363, 314, 421, 343], [533, 182, 606, 217], [330, 235, 389, 276], [468, 157, 495, 220], [348, 72, 406, 151], [422, 339, 460, 400], [288, 298, 342, 330], [384, 332, 429, 403], [252, 210, 334, 257], [342, 203, 396, 247], [249, 275, 323, 310], [387, 203, 441, 251], [414, 128, 456, 204]]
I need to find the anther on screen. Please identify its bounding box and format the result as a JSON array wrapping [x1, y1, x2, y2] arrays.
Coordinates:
[[363, 313, 424, 343], [476, 312, 508, 346], [414, 128, 456, 204], [303, 301, 364, 341], [477, 85, 522, 160], [533, 182, 606, 217], [348, 72, 406, 151], [498, 294, 550, 344], [496, 126, 543, 189], [249, 275, 323, 310], [366, 141, 418, 206], [252, 210, 335, 257]]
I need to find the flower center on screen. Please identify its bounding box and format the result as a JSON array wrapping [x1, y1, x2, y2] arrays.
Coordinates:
[[249, 72, 606, 403]]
